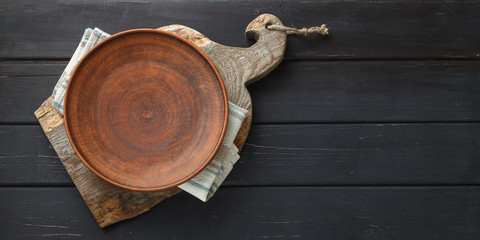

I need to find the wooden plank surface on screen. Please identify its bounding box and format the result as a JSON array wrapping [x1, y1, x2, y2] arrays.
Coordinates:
[[2, 123, 480, 186], [2, 60, 480, 124], [1, 0, 480, 60], [1, 0, 479, 238], [1, 187, 479, 239]]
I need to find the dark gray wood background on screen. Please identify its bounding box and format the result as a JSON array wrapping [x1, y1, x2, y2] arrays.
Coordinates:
[[1, 0, 479, 239]]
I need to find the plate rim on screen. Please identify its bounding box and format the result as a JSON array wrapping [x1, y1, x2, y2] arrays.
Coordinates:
[[64, 28, 229, 192]]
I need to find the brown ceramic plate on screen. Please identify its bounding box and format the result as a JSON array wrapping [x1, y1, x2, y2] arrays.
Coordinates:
[[64, 29, 228, 192]]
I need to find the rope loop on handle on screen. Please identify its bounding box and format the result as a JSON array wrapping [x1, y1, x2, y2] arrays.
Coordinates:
[[267, 24, 329, 36]]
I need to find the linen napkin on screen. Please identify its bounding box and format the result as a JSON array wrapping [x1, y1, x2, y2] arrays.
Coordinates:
[[52, 27, 248, 202]]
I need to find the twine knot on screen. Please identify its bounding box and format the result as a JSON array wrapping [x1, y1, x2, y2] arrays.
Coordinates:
[[267, 24, 329, 36]]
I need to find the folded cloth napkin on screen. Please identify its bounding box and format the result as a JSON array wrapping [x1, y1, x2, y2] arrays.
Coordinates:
[[52, 27, 248, 202], [52, 28, 111, 113]]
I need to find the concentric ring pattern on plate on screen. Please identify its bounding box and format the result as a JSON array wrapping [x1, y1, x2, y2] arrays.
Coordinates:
[[64, 29, 228, 191]]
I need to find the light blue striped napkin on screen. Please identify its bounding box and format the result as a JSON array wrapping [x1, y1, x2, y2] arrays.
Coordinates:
[[52, 28, 110, 113], [52, 27, 248, 201]]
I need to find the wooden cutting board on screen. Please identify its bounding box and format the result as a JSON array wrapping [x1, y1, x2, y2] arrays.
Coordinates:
[[34, 13, 287, 228]]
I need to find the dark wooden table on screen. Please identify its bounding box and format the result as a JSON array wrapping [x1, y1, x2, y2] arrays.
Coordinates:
[[1, 0, 480, 239]]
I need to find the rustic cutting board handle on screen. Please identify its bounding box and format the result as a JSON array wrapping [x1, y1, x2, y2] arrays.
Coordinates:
[[244, 14, 287, 85]]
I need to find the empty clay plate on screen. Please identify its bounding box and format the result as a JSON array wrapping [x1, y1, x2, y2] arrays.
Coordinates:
[[64, 29, 228, 191]]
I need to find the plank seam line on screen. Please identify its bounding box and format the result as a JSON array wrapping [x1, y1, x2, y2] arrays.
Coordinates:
[[2, 121, 480, 126], [1, 184, 480, 188], [2, 57, 480, 62]]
